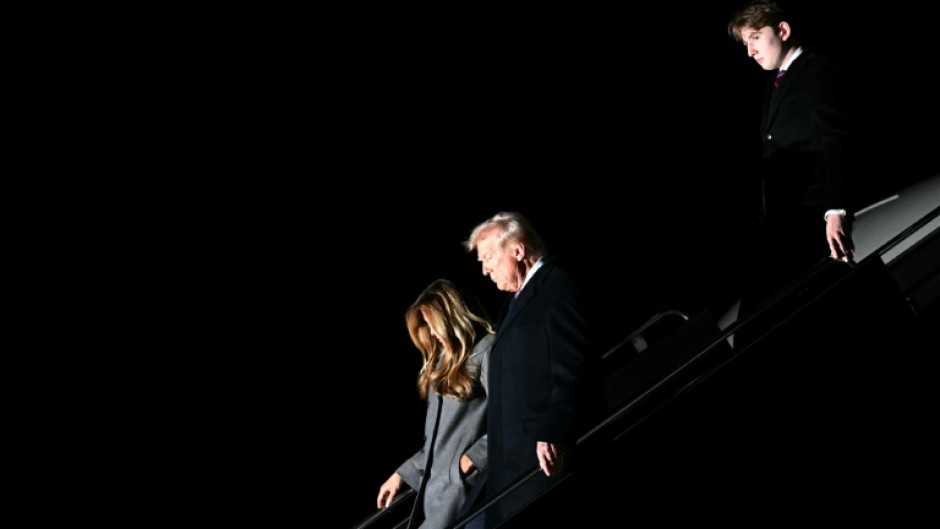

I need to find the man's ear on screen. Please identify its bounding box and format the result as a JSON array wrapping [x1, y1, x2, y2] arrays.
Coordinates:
[[778, 21, 791, 42], [514, 244, 525, 262]]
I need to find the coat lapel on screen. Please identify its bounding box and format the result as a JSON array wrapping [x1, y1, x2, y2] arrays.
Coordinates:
[[497, 285, 534, 335], [764, 52, 808, 131], [493, 259, 553, 341]]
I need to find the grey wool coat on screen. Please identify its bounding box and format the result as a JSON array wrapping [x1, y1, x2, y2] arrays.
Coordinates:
[[397, 333, 494, 529]]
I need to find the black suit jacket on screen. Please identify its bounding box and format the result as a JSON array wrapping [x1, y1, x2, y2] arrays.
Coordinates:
[[760, 47, 851, 225], [477, 255, 599, 527]]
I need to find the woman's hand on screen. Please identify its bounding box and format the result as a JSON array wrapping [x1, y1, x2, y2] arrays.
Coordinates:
[[377, 472, 402, 509]]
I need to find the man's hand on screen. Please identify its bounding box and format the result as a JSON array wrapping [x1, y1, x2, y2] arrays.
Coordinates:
[[826, 213, 855, 262], [536, 441, 565, 477]]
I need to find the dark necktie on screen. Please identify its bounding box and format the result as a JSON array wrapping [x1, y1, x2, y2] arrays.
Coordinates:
[[774, 69, 786, 89]]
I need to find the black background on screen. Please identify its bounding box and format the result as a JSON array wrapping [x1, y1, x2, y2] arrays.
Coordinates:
[[153, 1, 938, 524]]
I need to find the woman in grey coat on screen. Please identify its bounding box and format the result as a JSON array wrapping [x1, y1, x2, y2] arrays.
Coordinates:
[[377, 279, 495, 529]]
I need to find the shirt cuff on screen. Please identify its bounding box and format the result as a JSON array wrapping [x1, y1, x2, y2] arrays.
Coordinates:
[[824, 209, 847, 221]]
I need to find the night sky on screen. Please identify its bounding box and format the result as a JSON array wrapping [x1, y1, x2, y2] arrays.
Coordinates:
[[166, 2, 938, 524]]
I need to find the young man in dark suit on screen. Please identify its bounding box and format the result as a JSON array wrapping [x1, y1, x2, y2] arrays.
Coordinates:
[[728, 1, 856, 339], [458, 211, 601, 528]]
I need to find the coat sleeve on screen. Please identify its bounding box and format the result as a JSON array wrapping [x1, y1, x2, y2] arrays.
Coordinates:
[[816, 58, 851, 213], [395, 396, 434, 491], [463, 334, 494, 470], [396, 450, 424, 491], [536, 272, 592, 448]]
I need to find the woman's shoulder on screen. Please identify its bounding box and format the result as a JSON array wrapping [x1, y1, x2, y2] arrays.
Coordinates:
[[470, 333, 496, 360], [476, 333, 495, 350]]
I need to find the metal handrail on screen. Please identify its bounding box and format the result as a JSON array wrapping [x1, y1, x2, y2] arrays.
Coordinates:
[[351, 488, 415, 529], [601, 309, 689, 360], [876, 204, 940, 259]]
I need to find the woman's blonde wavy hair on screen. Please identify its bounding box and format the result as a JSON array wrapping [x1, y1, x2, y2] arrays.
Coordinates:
[[406, 279, 494, 401]]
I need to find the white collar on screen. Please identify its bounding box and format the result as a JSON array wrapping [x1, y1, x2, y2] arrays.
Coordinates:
[[780, 46, 803, 71]]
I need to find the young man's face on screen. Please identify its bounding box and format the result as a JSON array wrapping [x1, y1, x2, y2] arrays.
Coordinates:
[[741, 24, 788, 71]]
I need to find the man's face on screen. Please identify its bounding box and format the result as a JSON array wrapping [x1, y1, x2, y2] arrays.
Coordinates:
[[741, 25, 787, 71], [475, 228, 524, 293]]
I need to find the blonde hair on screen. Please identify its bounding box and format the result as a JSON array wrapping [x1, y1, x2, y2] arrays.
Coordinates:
[[406, 279, 494, 400]]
